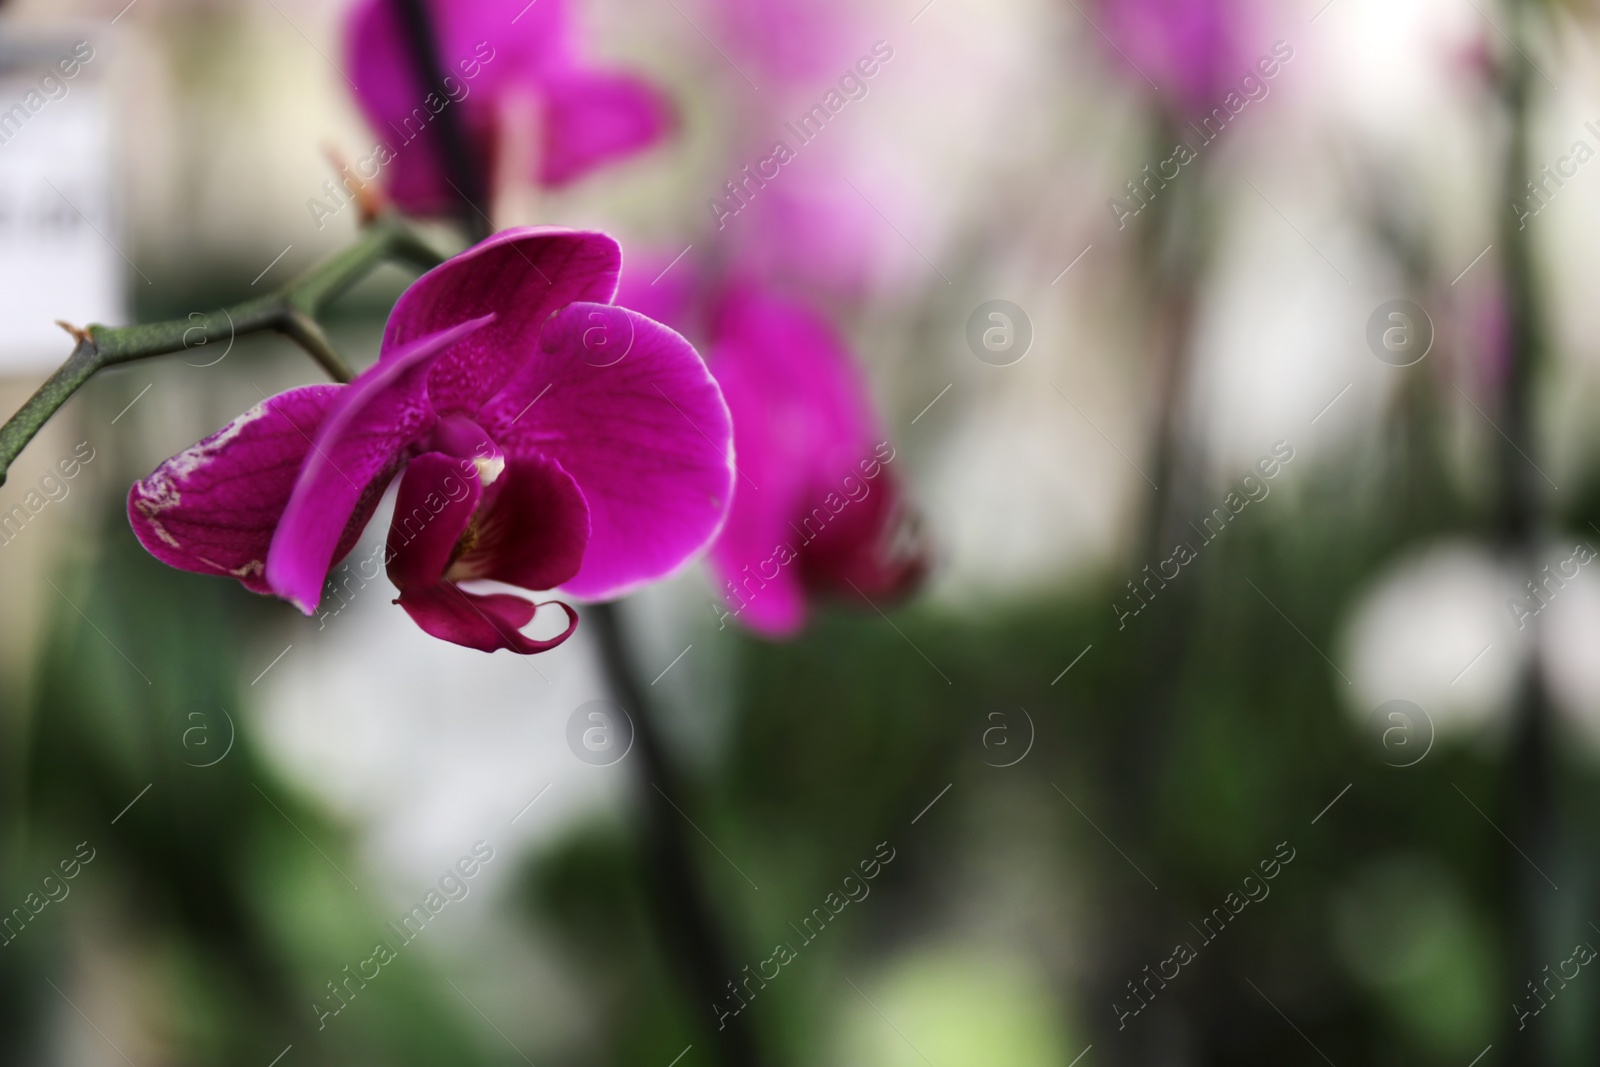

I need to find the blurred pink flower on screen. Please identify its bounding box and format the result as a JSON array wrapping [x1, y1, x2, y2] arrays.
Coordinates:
[[1097, 0, 1255, 113], [344, 0, 672, 215], [712, 0, 858, 86], [730, 176, 896, 301], [129, 230, 734, 654], [700, 285, 927, 636]]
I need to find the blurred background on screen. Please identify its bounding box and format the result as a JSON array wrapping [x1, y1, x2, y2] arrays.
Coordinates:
[[2, 0, 1599, 1063]]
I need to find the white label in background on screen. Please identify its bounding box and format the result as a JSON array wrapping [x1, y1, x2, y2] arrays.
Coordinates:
[[0, 43, 123, 376]]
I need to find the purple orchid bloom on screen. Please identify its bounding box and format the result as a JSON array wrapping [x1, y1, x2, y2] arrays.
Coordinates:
[[701, 285, 927, 636], [128, 229, 734, 654], [711, 0, 857, 86], [1098, 0, 1253, 114], [344, 0, 672, 216]]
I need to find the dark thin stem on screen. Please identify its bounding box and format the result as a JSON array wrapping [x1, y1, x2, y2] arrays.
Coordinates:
[[1497, 2, 1555, 1064], [1098, 114, 1208, 1067], [390, 0, 491, 242], [1124, 113, 1207, 805], [0, 213, 445, 487], [587, 602, 765, 1067], [277, 311, 352, 383]]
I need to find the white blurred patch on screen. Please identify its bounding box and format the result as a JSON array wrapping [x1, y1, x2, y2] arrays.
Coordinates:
[[1309, 0, 1481, 141], [255, 518, 628, 908], [1190, 190, 1390, 476], [1340, 540, 1528, 735], [1188, 0, 1495, 479], [1536, 539, 1600, 751], [839, 0, 1064, 294], [923, 301, 1137, 601]]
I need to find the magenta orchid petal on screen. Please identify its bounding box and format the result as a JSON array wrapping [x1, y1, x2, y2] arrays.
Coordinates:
[[343, 0, 471, 215], [381, 228, 621, 414], [733, 177, 897, 300], [480, 302, 734, 600], [711, 0, 859, 85], [703, 359, 813, 637], [449, 453, 590, 592], [384, 452, 484, 593], [704, 286, 926, 635], [792, 465, 926, 601], [127, 385, 343, 595], [538, 68, 674, 187], [717, 530, 810, 637], [1099, 0, 1255, 113], [266, 314, 493, 614], [397, 584, 579, 654], [345, 0, 570, 130], [344, 0, 667, 214], [710, 285, 879, 491]]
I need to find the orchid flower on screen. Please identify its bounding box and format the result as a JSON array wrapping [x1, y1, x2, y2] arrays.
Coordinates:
[[699, 285, 927, 636], [128, 229, 734, 654], [710, 0, 857, 86], [1098, 0, 1253, 114], [344, 0, 671, 216]]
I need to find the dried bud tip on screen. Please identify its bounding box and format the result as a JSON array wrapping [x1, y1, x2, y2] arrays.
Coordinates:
[[353, 178, 390, 226], [56, 320, 92, 346], [322, 141, 389, 226]]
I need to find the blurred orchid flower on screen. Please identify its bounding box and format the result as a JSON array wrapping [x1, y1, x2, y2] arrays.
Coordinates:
[[344, 0, 672, 216], [697, 285, 927, 636], [1098, 0, 1254, 113], [711, 0, 858, 86], [730, 173, 909, 302], [129, 230, 734, 654]]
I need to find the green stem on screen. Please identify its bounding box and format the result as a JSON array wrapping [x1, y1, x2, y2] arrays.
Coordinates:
[[0, 212, 448, 488]]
